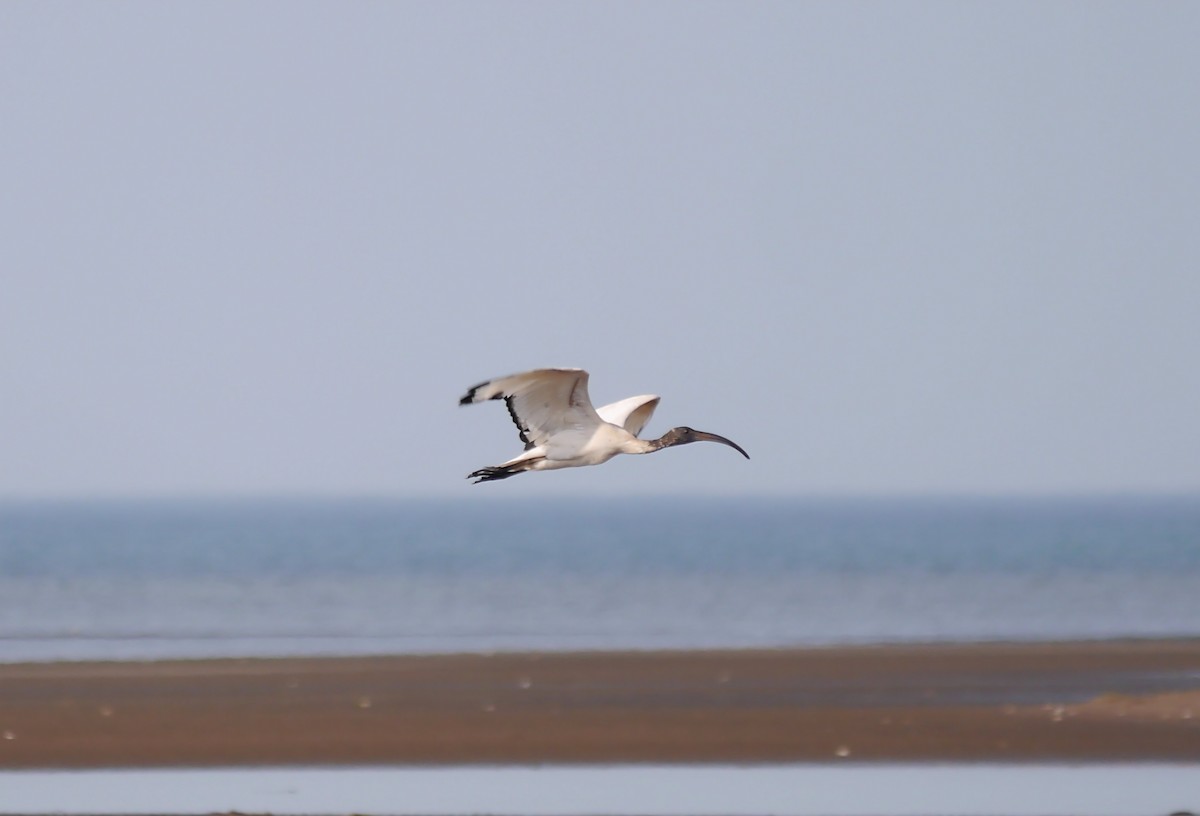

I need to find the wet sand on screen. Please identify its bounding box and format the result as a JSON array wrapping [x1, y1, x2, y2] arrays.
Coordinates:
[[1, 639, 1198, 767]]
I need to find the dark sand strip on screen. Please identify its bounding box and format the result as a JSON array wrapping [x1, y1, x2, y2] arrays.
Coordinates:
[[1, 640, 1198, 767]]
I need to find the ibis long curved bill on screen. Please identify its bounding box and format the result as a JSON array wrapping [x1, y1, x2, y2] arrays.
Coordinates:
[[672, 428, 751, 459], [459, 367, 750, 483]]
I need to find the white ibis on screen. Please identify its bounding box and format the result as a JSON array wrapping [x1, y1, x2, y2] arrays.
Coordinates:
[[459, 367, 749, 483]]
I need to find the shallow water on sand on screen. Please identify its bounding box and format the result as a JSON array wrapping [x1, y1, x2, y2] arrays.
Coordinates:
[[0, 764, 1197, 815], [2, 496, 1199, 662]]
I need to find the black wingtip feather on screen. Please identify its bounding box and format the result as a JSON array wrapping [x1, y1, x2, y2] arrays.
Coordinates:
[[459, 381, 486, 406], [460, 380, 512, 406]]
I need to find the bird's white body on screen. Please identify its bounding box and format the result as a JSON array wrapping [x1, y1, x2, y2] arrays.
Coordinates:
[[508, 420, 643, 471], [459, 368, 748, 483]]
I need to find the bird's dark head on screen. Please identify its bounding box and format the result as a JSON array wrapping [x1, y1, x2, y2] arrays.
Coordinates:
[[661, 426, 750, 459]]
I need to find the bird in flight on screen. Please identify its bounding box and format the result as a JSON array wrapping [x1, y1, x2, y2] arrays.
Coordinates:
[[459, 368, 749, 483]]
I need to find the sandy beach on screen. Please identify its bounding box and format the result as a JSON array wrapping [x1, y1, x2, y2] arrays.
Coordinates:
[[1, 639, 1198, 768]]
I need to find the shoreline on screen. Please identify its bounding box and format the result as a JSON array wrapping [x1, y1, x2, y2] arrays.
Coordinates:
[[2, 639, 1198, 768], [6, 632, 1198, 668]]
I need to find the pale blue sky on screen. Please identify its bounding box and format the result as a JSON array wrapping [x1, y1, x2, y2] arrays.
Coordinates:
[[2, 2, 1198, 498]]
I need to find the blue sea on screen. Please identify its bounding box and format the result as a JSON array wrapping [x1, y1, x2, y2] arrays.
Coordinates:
[[1, 496, 1198, 663]]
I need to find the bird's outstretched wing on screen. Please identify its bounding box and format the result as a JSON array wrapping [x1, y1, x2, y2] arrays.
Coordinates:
[[459, 368, 603, 450], [595, 395, 660, 437]]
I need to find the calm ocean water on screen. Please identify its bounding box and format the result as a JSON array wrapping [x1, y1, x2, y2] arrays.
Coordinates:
[[1, 497, 1197, 662]]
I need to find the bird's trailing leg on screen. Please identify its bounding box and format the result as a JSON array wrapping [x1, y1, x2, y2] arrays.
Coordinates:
[[467, 463, 529, 484]]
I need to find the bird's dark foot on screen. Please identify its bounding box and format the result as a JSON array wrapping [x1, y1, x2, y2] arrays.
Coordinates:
[[467, 464, 525, 484]]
